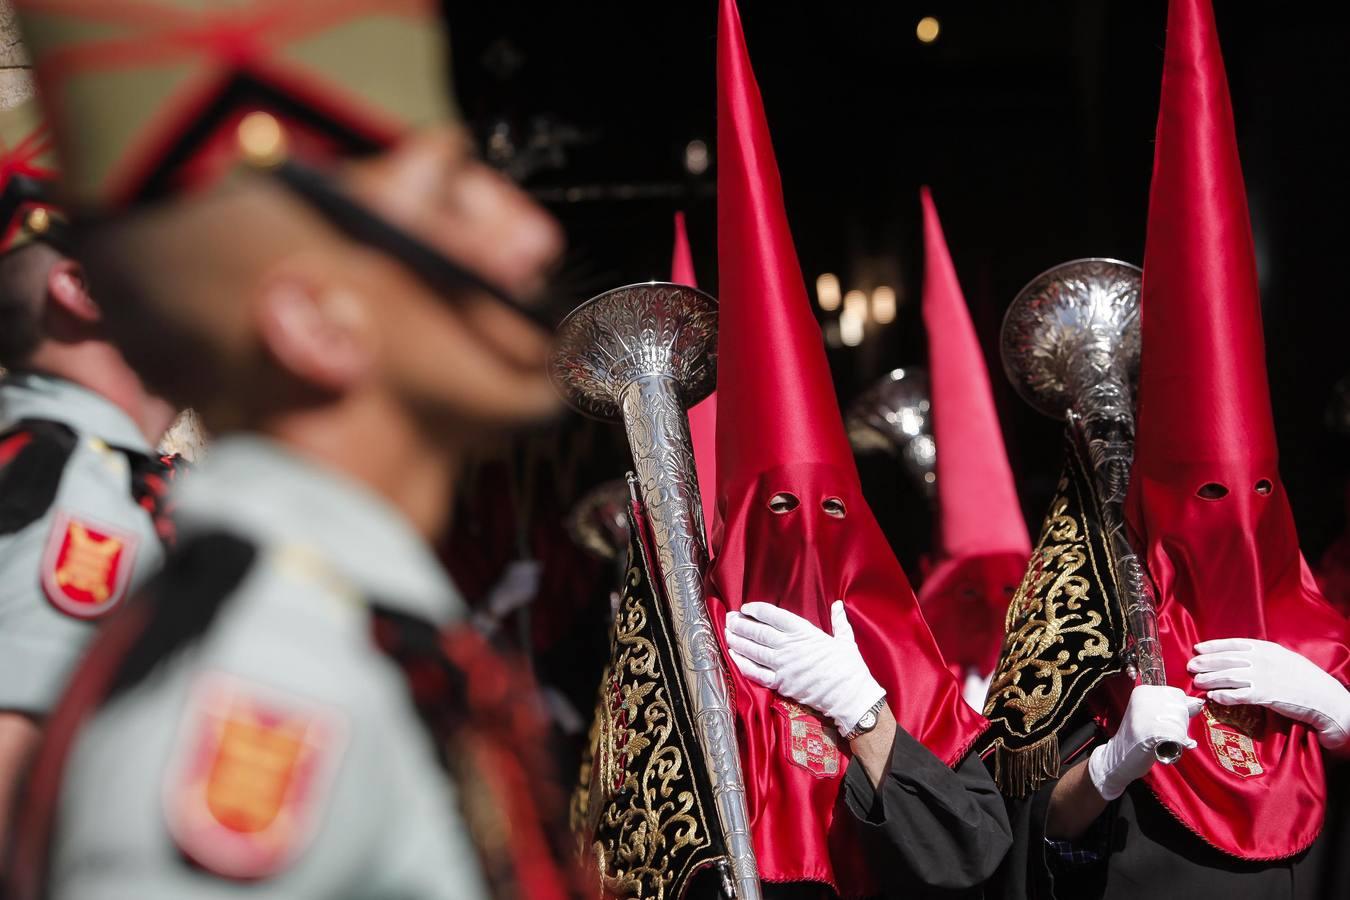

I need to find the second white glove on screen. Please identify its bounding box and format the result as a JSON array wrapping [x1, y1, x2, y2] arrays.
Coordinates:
[[1088, 684, 1202, 801], [725, 600, 885, 735], [1188, 638, 1350, 749]]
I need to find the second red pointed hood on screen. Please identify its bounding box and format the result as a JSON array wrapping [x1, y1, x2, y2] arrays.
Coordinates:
[[918, 188, 1029, 676], [672, 212, 719, 541], [706, 0, 985, 891], [1113, 0, 1350, 861]]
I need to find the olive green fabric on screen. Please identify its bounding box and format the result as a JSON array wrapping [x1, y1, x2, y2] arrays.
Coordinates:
[[13, 0, 455, 212], [0, 97, 63, 252]]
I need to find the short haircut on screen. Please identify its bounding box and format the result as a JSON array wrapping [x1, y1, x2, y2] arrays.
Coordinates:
[[0, 242, 59, 369]]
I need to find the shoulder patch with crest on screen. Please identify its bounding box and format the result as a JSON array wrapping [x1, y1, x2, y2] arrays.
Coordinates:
[[40, 510, 139, 619], [164, 674, 348, 880]]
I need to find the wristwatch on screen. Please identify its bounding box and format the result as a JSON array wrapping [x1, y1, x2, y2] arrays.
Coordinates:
[[842, 696, 886, 741]]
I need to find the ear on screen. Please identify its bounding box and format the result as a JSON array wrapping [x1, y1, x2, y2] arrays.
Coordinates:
[[46, 258, 100, 324], [254, 275, 375, 394]]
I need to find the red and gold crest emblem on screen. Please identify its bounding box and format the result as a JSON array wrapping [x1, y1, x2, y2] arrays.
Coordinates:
[[1203, 704, 1264, 779], [41, 511, 138, 618], [166, 676, 348, 880], [776, 700, 842, 778]]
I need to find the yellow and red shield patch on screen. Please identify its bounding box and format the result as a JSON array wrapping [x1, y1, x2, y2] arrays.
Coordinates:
[[40, 511, 138, 618], [166, 676, 347, 880], [776, 699, 842, 778]]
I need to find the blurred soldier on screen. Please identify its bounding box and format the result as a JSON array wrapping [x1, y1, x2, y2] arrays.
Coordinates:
[[0, 97, 175, 848], [7, 2, 571, 898]]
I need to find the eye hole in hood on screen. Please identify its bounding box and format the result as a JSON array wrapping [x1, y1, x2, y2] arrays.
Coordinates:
[[821, 497, 847, 518], [1197, 482, 1229, 501], [768, 492, 799, 514]]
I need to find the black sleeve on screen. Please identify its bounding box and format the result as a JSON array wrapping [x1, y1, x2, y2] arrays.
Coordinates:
[[842, 724, 1012, 896], [995, 720, 1106, 900]]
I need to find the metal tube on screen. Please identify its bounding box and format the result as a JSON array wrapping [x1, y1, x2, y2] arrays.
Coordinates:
[[1002, 259, 1182, 764], [550, 283, 761, 900]]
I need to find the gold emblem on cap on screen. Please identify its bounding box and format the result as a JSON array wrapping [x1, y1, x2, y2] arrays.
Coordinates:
[[236, 111, 288, 169], [25, 207, 51, 235]]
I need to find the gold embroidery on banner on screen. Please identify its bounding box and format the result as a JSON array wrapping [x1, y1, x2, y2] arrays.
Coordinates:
[[587, 553, 707, 899], [1203, 704, 1265, 778], [981, 437, 1129, 797], [983, 474, 1113, 733]]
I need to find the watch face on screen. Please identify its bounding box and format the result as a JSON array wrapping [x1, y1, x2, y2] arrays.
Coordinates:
[[857, 709, 877, 731]]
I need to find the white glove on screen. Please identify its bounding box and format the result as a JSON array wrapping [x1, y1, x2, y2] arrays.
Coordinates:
[[724, 600, 885, 735], [1088, 685, 1202, 801], [1188, 638, 1350, 749], [962, 669, 993, 713]]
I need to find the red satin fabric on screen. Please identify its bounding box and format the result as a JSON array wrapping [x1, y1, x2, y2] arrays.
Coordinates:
[[918, 188, 1029, 676], [920, 552, 1027, 677], [713, 0, 986, 889], [714, 0, 854, 494], [707, 463, 986, 893], [1112, 0, 1350, 860], [671, 211, 719, 543]]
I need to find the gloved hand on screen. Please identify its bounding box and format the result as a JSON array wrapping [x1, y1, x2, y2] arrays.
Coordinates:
[[1188, 638, 1350, 749], [725, 600, 884, 735], [1088, 685, 1202, 801]]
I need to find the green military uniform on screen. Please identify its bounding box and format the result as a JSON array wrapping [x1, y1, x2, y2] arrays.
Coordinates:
[[0, 373, 168, 713], [48, 437, 490, 899]]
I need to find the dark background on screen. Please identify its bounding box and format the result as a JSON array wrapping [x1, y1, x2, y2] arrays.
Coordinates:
[[445, 1, 1349, 564]]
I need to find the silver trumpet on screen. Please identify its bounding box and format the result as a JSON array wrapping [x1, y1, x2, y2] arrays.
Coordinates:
[[846, 366, 937, 501], [550, 282, 761, 900], [1001, 259, 1182, 764]]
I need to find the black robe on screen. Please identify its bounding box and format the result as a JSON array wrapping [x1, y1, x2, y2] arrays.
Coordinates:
[[837, 724, 1012, 898], [995, 717, 1340, 900]]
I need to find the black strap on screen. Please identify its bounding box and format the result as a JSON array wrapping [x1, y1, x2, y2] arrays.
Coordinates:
[[0, 419, 78, 535], [104, 531, 258, 701]]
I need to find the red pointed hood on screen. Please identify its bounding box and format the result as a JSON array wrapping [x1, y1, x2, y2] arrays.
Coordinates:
[[1115, 0, 1350, 861], [672, 212, 719, 542], [706, 1, 985, 890], [917, 188, 1029, 676], [713, 0, 853, 489]]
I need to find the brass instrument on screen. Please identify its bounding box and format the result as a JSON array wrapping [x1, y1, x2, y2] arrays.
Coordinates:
[[1001, 259, 1181, 764], [550, 282, 760, 900], [846, 366, 937, 501]]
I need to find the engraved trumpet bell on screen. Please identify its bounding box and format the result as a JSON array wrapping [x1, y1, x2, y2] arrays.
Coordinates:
[[846, 367, 937, 498], [549, 281, 718, 421], [1000, 259, 1142, 421], [565, 479, 631, 560]]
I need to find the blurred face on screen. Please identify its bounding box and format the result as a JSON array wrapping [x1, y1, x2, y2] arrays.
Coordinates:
[[339, 125, 565, 429]]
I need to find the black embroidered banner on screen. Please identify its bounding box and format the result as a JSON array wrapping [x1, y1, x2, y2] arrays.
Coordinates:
[[980, 430, 1128, 797], [572, 502, 725, 897]]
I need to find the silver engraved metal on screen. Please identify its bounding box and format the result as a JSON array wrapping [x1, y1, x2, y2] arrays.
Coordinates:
[[1001, 259, 1181, 764], [550, 282, 762, 900], [846, 366, 937, 500]]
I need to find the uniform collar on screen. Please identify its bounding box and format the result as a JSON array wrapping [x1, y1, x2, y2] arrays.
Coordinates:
[[0, 371, 152, 453], [175, 434, 464, 625]]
